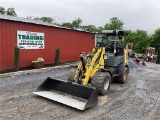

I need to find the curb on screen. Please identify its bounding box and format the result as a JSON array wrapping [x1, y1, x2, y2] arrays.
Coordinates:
[[0, 63, 78, 79]]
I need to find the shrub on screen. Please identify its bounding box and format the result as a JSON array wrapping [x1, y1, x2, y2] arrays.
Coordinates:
[[55, 47, 60, 65], [14, 46, 20, 71]]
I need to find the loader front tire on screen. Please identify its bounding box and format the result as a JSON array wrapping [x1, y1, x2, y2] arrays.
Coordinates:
[[91, 72, 111, 95]]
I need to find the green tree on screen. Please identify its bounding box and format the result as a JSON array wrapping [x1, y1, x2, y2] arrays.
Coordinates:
[[104, 17, 124, 30], [14, 46, 20, 71], [61, 22, 73, 29], [39, 17, 53, 23], [55, 47, 60, 65], [72, 18, 82, 29], [33, 17, 39, 20], [125, 30, 136, 43], [81, 25, 98, 32], [149, 28, 160, 53], [7, 8, 17, 16], [26, 16, 40, 20], [27, 16, 56, 24], [134, 30, 150, 53], [26, 16, 33, 19], [125, 30, 150, 53], [61, 18, 82, 29], [98, 26, 105, 31], [0, 6, 6, 14]]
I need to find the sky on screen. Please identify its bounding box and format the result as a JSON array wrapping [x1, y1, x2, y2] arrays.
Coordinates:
[[1, 0, 160, 34]]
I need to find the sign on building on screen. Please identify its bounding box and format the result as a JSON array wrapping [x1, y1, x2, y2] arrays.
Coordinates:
[[17, 31, 45, 49]]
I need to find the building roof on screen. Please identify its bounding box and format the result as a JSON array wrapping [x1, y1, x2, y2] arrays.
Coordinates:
[[0, 14, 91, 33]]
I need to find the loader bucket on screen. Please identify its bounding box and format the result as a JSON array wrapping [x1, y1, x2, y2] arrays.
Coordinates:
[[33, 77, 98, 110]]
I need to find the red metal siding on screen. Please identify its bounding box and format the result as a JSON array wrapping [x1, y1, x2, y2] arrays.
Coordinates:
[[0, 20, 95, 70], [0, 19, 2, 69]]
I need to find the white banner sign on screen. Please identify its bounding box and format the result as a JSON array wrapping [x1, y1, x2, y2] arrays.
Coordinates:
[[17, 31, 45, 49]]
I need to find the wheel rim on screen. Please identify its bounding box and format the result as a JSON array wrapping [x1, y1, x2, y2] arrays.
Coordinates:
[[104, 77, 110, 90]]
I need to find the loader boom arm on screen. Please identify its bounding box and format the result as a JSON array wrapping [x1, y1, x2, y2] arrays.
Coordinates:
[[75, 47, 106, 85]]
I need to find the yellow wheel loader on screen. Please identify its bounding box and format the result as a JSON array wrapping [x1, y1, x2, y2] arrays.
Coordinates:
[[145, 47, 155, 62], [33, 30, 129, 110]]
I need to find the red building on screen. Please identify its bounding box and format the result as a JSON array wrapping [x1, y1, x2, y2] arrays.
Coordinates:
[[0, 15, 95, 70]]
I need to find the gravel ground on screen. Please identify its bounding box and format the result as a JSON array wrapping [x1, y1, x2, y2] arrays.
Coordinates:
[[0, 61, 160, 120]]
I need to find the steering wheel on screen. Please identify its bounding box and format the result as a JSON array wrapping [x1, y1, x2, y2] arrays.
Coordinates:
[[105, 44, 112, 49]]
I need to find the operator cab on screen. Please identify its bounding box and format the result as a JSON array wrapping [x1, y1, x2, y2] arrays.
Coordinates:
[[96, 30, 126, 67], [96, 30, 125, 55]]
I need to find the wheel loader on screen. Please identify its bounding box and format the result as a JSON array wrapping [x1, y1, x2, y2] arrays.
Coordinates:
[[145, 47, 155, 62], [33, 30, 129, 110]]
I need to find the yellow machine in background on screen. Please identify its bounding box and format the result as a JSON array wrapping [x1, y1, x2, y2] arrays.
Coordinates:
[[145, 47, 155, 62], [33, 30, 129, 110]]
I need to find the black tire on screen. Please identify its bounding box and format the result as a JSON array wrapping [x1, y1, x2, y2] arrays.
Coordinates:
[[67, 68, 76, 82], [116, 67, 128, 84], [91, 71, 111, 95]]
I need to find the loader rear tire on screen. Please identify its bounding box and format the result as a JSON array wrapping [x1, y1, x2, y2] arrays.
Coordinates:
[[116, 67, 128, 84], [91, 72, 111, 95]]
